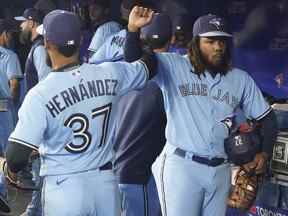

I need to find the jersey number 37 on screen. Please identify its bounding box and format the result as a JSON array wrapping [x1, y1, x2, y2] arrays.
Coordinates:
[[64, 103, 112, 153]]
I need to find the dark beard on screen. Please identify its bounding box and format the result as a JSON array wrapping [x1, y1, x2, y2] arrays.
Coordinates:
[[19, 30, 32, 45], [201, 53, 229, 75], [46, 51, 52, 68]]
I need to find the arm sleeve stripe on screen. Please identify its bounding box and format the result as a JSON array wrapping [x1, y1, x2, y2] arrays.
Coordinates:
[[255, 107, 272, 121], [91, 55, 124, 65], [8, 137, 39, 151], [88, 48, 97, 52], [138, 59, 149, 81]]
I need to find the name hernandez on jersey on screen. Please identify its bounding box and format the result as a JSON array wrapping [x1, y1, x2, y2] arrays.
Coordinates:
[[46, 79, 118, 118]]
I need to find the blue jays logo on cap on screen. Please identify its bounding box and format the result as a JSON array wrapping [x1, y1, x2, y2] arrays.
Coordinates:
[[193, 14, 232, 37], [209, 18, 224, 30]]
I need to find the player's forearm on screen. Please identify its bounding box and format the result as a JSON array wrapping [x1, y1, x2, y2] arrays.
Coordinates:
[[6, 141, 33, 173], [125, 31, 157, 79], [9, 79, 20, 103], [258, 110, 278, 158], [124, 31, 142, 62]]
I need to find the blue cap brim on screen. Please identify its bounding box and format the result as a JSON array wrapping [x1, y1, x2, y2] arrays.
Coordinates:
[[199, 31, 232, 37], [14, 16, 27, 21]]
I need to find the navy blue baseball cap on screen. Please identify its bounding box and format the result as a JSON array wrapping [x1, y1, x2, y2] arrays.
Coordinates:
[[141, 14, 172, 40], [193, 14, 232, 37], [172, 14, 192, 34], [36, 10, 81, 46], [14, 8, 44, 23]]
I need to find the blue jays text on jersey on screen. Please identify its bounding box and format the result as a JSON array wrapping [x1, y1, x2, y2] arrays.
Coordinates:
[[178, 82, 239, 108]]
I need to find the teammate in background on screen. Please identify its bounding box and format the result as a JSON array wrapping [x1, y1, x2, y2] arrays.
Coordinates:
[[0, 19, 22, 152], [0, 19, 22, 214], [88, 0, 153, 64], [14, 8, 51, 216], [125, 8, 278, 216], [0, 19, 22, 109], [168, 14, 192, 55], [114, 13, 171, 216], [15, 8, 51, 93], [87, 0, 122, 55], [5, 9, 156, 215]]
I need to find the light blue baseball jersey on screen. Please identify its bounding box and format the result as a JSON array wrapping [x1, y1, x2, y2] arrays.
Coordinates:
[[0, 46, 21, 154], [89, 29, 127, 64], [9, 61, 149, 176], [0, 46, 22, 98], [88, 21, 122, 53], [153, 52, 271, 158], [33, 45, 51, 81]]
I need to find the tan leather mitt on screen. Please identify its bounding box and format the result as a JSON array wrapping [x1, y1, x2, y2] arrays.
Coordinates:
[[227, 167, 261, 210]]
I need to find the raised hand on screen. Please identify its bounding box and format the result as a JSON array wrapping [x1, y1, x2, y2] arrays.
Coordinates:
[[128, 6, 154, 32]]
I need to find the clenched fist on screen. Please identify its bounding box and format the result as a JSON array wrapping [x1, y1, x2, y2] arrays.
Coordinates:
[[128, 6, 155, 32]]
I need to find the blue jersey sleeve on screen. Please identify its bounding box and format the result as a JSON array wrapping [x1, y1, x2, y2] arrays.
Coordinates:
[[33, 46, 51, 81], [109, 60, 149, 95], [241, 74, 271, 120], [88, 45, 107, 63], [152, 53, 184, 90], [6, 52, 22, 80], [88, 21, 121, 53], [9, 89, 47, 150]]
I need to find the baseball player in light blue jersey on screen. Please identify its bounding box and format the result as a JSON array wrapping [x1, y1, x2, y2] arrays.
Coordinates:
[[87, 0, 122, 54], [0, 19, 22, 211], [0, 19, 22, 154], [125, 10, 278, 216], [5, 9, 156, 216], [15, 8, 51, 92], [15, 9, 51, 216], [88, 0, 154, 64], [89, 29, 126, 63]]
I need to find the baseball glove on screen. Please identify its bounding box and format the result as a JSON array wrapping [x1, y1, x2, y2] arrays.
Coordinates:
[[0, 157, 38, 191], [227, 167, 261, 210]]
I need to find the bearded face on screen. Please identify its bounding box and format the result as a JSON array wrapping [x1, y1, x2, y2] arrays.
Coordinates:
[[19, 20, 32, 44], [199, 37, 228, 72]]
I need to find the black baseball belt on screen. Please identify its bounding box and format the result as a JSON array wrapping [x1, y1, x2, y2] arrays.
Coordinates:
[[174, 148, 226, 167], [99, 161, 113, 171]]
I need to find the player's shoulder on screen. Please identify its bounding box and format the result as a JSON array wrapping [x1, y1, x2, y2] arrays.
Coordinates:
[[156, 52, 186, 61], [228, 67, 251, 80], [22, 84, 44, 105], [81, 62, 114, 73], [99, 21, 122, 31], [156, 52, 191, 68], [0, 47, 17, 60], [34, 44, 46, 53]]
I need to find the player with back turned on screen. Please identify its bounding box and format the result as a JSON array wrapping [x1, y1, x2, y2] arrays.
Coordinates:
[[2, 9, 156, 216], [125, 7, 278, 216]]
